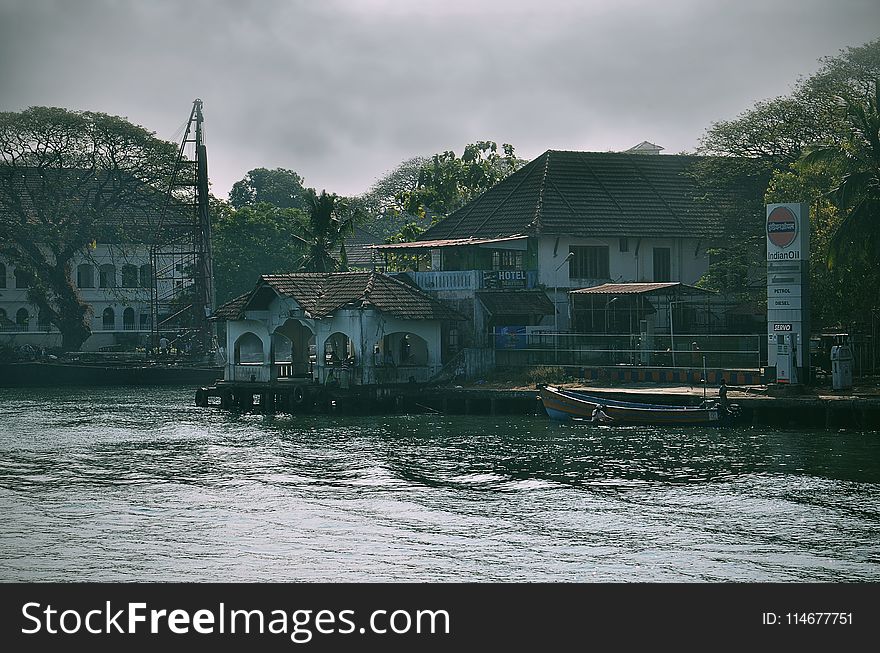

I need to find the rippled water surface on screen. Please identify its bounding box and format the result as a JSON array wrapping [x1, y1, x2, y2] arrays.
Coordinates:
[[1, 386, 878, 582]]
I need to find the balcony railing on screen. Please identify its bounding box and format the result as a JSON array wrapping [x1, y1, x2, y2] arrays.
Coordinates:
[[408, 270, 538, 292]]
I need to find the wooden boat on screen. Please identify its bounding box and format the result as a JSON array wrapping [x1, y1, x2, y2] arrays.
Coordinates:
[[539, 385, 729, 425]]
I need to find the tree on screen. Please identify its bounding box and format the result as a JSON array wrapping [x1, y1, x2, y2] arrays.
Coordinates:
[[293, 188, 356, 272], [801, 79, 880, 267], [382, 221, 427, 271], [211, 200, 305, 305], [696, 39, 880, 332], [228, 167, 307, 210], [398, 141, 526, 222], [0, 106, 177, 350], [351, 156, 427, 238]]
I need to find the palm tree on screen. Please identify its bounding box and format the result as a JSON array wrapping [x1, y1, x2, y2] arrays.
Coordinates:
[[294, 188, 355, 272], [802, 79, 880, 267]]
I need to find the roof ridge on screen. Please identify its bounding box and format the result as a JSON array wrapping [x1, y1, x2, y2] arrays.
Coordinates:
[[626, 155, 687, 231], [362, 269, 377, 305], [574, 152, 626, 217], [428, 153, 546, 238], [468, 154, 546, 237], [526, 151, 552, 234]]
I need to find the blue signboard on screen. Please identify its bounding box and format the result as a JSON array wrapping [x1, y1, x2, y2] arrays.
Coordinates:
[[494, 326, 527, 349]]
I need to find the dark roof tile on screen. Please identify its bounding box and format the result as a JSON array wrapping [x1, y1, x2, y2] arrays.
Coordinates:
[[420, 150, 734, 240], [216, 271, 465, 321]]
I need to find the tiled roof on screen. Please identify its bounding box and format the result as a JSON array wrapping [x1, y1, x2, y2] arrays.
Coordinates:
[[570, 282, 714, 295], [212, 293, 250, 320], [341, 227, 381, 268], [477, 290, 554, 315], [0, 167, 183, 242], [216, 271, 464, 321], [419, 150, 733, 241]]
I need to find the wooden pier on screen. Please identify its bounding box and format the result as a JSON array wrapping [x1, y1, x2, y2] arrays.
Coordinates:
[[195, 381, 880, 429]]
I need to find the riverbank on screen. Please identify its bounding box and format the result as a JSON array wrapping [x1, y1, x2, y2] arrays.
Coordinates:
[[194, 378, 880, 430], [0, 361, 223, 387]]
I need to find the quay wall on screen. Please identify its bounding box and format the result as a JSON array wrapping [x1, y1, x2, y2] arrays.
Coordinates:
[[195, 382, 880, 430]]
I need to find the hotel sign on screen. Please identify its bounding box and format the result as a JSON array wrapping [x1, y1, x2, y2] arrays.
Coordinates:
[[484, 270, 527, 289]]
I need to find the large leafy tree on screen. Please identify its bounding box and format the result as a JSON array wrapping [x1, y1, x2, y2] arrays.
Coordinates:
[[696, 38, 880, 332], [228, 167, 306, 210], [293, 188, 356, 272], [211, 200, 305, 304], [351, 156, 427, 238], [801, 80, 880, 266], [398, 141, 526, 222], [0, 106, 176, 350]]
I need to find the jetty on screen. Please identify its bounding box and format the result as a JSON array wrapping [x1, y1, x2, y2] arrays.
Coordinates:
[[194, 379, 880, 430]]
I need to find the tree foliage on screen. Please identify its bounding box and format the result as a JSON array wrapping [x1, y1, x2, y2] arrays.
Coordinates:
[[0, 106, 177, 350], [398, 141, 526, 222], [211, 200, 305, 305], [696, 38, 880, 331], [228, 167, 306, 210], [351, 156, 427, 238], [382, 221, 427, 272], [293, 188, 356, 272]]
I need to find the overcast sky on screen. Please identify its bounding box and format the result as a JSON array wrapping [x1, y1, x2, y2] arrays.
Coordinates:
[[1, 0, 878, 200]]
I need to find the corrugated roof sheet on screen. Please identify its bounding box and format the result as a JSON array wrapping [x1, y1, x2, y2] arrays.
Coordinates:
[[418, 150, 732, 241], [570, 282, 714, 295], [215, 271, 464, 321], [371, 235, 528, 251]]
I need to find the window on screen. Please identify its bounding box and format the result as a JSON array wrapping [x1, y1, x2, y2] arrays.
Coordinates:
[[77, 264, 95, 288], [139, 264, 152, 288], [123, 307, 136, 330], [139, 313, 151, 330], [448, 327, 460, 350], [492, 249, 523, 270], [14, 269, 32, 288], [653, 247, 671, 282], [619, 238, 629, 253], [16, 307, 29, 328], [99, 264, 116, 288], [0, 263, 6, 288], [102, 307, 115, 330], [569, 246, 609, 279], [122, 264, 138, 288]]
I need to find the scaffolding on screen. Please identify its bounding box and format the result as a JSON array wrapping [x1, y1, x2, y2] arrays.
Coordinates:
[[149, 99, 215, 357]]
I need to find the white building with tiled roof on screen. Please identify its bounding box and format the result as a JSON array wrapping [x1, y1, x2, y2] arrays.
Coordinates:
[[374, 148, 747, 343], [213, 271, 465, 386]]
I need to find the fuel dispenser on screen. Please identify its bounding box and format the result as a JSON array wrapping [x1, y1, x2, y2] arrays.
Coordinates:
[[830, 335, 853, 391], [775, 333, 797, 384]]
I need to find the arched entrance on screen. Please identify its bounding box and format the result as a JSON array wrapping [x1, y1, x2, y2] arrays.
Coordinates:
[[272, 319, 315, 378], [324, 331, 354, 366], [381, 332, 428, 367], [234, 332, 264, 364]]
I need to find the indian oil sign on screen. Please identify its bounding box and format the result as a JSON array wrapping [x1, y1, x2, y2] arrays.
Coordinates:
[[766, 203, 809, 261]]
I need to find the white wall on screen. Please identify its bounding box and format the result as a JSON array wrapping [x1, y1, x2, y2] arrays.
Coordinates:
[[537, 235, 710, 330], [225, 292, 444, 385]]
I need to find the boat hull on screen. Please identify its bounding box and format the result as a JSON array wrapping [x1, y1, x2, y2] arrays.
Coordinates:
[[539, 386, 720, 425]]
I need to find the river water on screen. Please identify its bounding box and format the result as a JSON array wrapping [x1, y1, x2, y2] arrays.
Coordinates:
[[1, 386, 878, 582]]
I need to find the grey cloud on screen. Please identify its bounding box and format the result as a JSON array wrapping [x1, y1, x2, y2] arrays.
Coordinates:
[[1, 0, 879, 198]]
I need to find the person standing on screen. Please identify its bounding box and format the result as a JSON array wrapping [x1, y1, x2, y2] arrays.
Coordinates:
[[718, 378, 729, 412]]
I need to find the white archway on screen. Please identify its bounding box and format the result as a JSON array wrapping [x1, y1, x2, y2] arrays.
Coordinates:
[[234, 331, 265, 364]]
